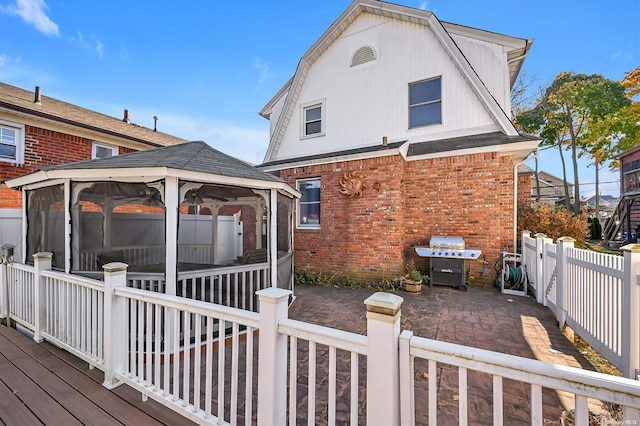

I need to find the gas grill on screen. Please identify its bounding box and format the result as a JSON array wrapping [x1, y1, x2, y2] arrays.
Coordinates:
[[414, 235, 482, 292]]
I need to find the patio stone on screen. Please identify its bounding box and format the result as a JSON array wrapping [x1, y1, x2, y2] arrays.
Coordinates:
[[289, 283, 605, 424]]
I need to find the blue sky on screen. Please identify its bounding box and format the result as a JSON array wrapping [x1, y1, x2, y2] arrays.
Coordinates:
[[1, 0, 638, 197]]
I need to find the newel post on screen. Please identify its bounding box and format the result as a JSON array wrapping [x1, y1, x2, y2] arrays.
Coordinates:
[[621, 244, 640, 381], [33, 252, 53, 342], [365, 292, 404, 426], [256, 287, 291, 426], [102, 261, 128, 389], [555, 237, 574, 329]]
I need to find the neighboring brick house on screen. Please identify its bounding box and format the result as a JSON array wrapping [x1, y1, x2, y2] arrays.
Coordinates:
[[0, 82, 186, 260], [258, 0, 540, 285]]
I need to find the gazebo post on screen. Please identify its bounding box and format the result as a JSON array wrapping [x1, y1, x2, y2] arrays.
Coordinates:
[[165, 176, 179, 296], [269, 189, 278, 288]]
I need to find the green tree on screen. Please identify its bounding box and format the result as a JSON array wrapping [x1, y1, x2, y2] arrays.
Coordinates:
[[516, 72, 629, 215]]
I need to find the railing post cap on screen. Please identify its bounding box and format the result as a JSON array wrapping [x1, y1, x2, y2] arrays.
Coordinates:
[[621, 244, 640, 253], [365, 292, 403, 316], [256, 287, 291, 302], [557, 236, 576, 242], [102, 262, 129, 273], [534, 233, 547, 238], [33, 252, 53, 260]]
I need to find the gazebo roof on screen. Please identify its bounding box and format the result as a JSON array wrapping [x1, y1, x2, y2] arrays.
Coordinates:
[[6, 141, 297, 196], [45, 141, 282, 182]]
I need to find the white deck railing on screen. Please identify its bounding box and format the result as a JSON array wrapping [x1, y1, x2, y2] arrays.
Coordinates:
[[112, 286, 260, 425], [279, 318, 368, 425], [521, 231, 640, 379], [400, 330, 640, 425], [5, 262, 36, 328], [2, 251, 640, 425]]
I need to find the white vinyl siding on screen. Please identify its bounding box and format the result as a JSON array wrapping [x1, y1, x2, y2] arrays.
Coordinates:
[[0, 120, 25, 164], [297, 178, 321, 228], [274, 12, 497, 161]]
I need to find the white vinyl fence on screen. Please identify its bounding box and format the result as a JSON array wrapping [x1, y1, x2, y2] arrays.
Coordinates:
[[1, 251, 640, 425], [521, 231, 640, 381]]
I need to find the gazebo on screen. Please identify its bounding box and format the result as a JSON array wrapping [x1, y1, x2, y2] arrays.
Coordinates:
[[5, 141, 300, 309]]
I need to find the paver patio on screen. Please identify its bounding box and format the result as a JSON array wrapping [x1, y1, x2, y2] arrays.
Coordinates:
[[289, 283, 605, 425]]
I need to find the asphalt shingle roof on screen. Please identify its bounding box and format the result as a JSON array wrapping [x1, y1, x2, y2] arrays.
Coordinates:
[[45, 141, 284, 183], [407, 131, 539, 157], [0, 83, 186, 147]]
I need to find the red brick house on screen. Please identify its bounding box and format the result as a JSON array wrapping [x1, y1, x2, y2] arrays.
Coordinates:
[[258, 0, 540, 285], [0, 83, 186, 261]]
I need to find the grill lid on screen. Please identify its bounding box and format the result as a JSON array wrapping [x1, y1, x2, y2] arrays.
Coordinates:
[[429, 235, 465, 250]]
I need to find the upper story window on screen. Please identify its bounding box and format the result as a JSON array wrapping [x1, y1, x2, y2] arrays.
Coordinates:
[[92, 142, 118, 159], [301, 99, 325, 138], [409, 77, 442, 128], [297, 178, 321, 228], [0, 120, 25, 164]]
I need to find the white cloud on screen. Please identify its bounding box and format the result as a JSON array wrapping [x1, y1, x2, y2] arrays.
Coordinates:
[[610, 50, 632, 61], [0, 0, 59, 36], [418, 1, 429, 11], [70, 31, 105, 58], [253, 57, 276, 85]]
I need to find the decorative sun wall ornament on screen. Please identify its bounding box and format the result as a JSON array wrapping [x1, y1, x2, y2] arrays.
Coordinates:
[[340, 171, 366, 197]]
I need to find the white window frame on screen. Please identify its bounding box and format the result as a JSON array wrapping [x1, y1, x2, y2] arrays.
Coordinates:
[[300, 99, 325, 139], [408, 76, 442, 129], [0, 119, 25, 165], [92, 142, 118, 159], [296, 178, 321, 229]]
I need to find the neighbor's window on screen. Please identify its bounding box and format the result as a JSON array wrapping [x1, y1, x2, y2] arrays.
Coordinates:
[[297, 178, 321, 228], [409, 77, 442, 128], [92, 142, 118, 159], [0, 120, 25, 164], [301, 99, 325, 138]]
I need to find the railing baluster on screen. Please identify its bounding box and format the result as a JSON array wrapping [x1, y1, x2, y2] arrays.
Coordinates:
[[231, 322, 239, 425], [182, 311, 190, 407], [493, 375, 503, 426], [245, 325, 254, 426], [530, 383, 542, 425], [218, 319, 226, 421], [308, 340, 316, 426], [204, 315, 213, 418], [328, 345, 336, 426], [289, 336, 298, 426], [193, 312, 202, 413]]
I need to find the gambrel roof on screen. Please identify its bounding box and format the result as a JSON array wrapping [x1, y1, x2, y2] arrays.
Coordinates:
[[259, 0, 534, 163], [0, 82, 186, 148]]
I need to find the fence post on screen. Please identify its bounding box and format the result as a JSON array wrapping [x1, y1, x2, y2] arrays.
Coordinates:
[[555, 237, 574, 330], [0, 260, 7, 321], [256, 287, 291, 426], [102, 261, 128, 389], [365, 292, 404, 426], [621, 244, 640, 422], [533, 233, 547, 304], [33, 252, 53, 342]]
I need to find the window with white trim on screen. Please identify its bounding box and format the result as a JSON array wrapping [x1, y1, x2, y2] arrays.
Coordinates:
[[301, 99, 325, 138], [0, 120, 25, 164], [297, 178, 321, 228], [92, 142, 118, 159], [409, 77, 442, 128]]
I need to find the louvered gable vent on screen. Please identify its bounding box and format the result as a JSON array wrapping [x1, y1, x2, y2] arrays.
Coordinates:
[[351, 46, 376, 67]]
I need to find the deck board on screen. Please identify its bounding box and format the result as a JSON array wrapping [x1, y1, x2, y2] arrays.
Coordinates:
[[0, 326, 197, 426]]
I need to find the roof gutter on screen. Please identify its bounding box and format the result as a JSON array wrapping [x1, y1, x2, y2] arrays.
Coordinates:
[[0, 101, 165, 148]]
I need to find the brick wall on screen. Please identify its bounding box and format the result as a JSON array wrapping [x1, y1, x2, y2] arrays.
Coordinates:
[[279, 152, 516, 285], [0, 125, 139, 209]]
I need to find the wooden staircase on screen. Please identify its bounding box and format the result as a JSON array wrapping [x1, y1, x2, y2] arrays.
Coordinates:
[[603, 197, 640, 247]]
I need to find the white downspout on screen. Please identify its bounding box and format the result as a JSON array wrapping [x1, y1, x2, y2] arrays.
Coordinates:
[[513, 149, 539, 252]]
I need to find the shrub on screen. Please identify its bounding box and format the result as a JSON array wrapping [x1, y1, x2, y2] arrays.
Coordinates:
[[518, 204, 590, 247]]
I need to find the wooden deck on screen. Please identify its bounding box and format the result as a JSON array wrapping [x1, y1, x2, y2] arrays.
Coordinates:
[[0, 325, 196, 426]]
